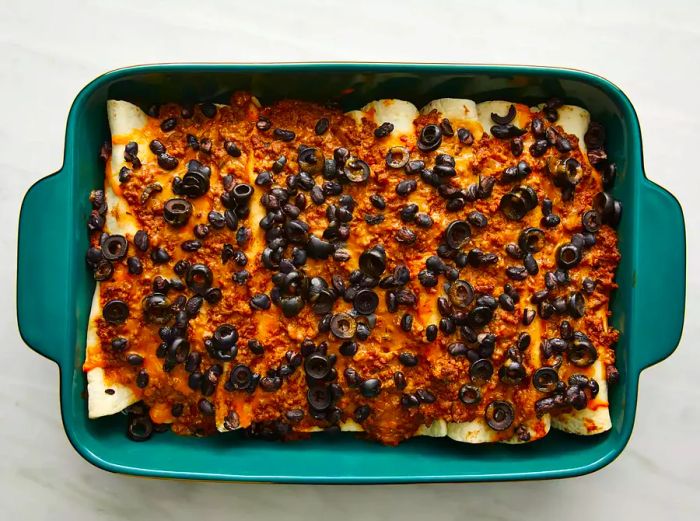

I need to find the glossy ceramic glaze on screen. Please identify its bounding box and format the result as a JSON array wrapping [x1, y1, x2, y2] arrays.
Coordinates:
[[16, 63, 686, 483]]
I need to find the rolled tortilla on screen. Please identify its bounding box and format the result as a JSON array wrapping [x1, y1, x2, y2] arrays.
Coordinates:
[[85, 100, 150, 418], [350, 99, 446, 438], [534, 103, 610, 435], [86, 282, 138, 418], [424, 100, 550, 444]]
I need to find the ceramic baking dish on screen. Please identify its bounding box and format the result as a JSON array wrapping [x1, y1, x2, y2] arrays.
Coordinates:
[[16, 63, 685, 483]]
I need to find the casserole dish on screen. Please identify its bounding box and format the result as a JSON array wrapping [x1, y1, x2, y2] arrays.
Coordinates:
[[17, 63, 685, 483]]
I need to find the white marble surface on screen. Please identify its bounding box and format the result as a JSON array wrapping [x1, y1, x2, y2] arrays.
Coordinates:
[[2, 0, 699, 518]]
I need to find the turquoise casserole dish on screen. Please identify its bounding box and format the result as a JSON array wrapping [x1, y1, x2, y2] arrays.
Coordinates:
[[17, 63, 685, 483]]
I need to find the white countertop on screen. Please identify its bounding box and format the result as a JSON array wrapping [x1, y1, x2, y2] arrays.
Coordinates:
[[2, 0, 699, 518]]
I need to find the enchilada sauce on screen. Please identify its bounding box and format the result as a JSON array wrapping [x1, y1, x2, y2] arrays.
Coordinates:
[[86, 93, 620, 445]]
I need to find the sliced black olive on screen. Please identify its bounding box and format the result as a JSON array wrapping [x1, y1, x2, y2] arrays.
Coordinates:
[[567, 291, 586, 318], [568, 336, 598, 367], [499, 192, 528, 220], [298, 147, 325, 174], [353, 289, 379, 315], [186, 264, 213, 294], [304, 354, 331, 380], [330, 312, 357, 339], [532, 367, 559, 392], [491, 104, 516, 125], [307, 385, 332, 411], [444, 220, 471, 249], [469, 358, 494, 385], [448, 280, 474, 308], [232, 183, 254, 205], [459, 384, 481, 405], [127, 414, 153, 441], [386, 146, 410, 169], [101, 235, 128, 261], [585, 121, 606, 149], [228, 364, 253, 390], [174, 160, 211, 198], [360, 378, 381, 398], [556, 243, 582, 270], [518, 227, 545, 254], [166, 337, 190, 364], [514, 186, 538, 210], [343, 157, 370, 183], [103, 299, 129, 324], [142, 293, 172, 325], [582, 209, 602, 233], [417, 124, 442, 151], [485, 400, 515, 431], [163, 198, 193, 228], [359, 245, 386, 278], [208, 324, 239, 360]]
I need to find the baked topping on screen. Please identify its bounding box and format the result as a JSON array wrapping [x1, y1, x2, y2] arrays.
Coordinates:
[[87, 95, 621, 445]]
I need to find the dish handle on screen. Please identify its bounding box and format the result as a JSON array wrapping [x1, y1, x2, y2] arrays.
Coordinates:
[[17, 171, 71, 365], [636, 179, 686, 369]]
